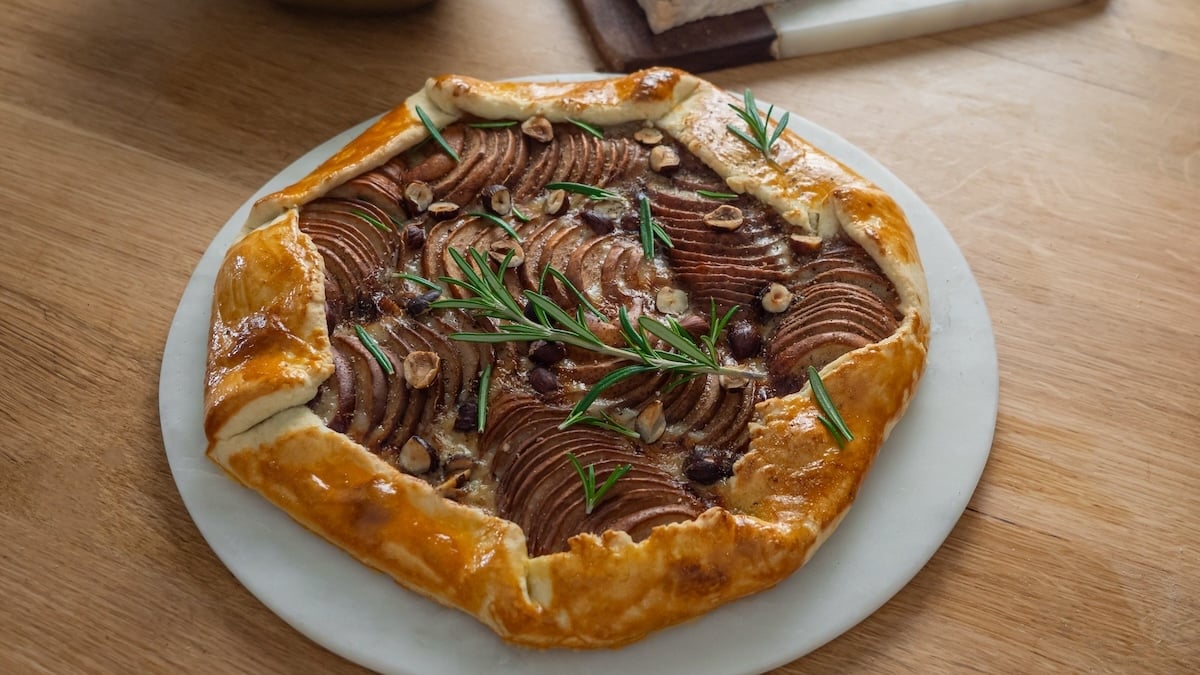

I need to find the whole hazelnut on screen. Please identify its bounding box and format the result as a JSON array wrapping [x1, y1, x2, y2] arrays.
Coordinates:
[[529, 340, 567, 366], [727, 320, 762, 360], [528, 367, 560, 394], [683, 449, 733, 485]]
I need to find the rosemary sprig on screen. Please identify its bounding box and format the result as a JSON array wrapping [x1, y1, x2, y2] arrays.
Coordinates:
[[351, 209, 391, 233], [545, 181, 621, 201], [477, 364, 492, 432], [468, 120, 518, 128], [807, 365, 853, 448], [466, 211, 521, 240], [726, 89, 789, 162], [700, 301, 740, 361], [566, 452, 631, 514], [696, 189, 739, 200], [391, 272, 441, 290], [353, 324, 394, 375], [425, 249, 761, 433], [638, 194, 673, 257], [566, 117, 604, 139], [564, 362, 657, 435], [561, 410, 640, 439], [414, 104, 460, 163], [430, 249, 753, 377]]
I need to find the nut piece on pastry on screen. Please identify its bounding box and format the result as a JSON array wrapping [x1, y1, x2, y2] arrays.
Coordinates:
[[402, 350, 440, 389], [203, 68, 930, 649]]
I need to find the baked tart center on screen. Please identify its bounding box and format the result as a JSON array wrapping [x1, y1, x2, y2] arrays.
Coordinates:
[[297, 118, 900, 556]]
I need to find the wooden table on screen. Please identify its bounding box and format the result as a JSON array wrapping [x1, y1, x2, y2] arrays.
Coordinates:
[[2, 0, 1196, 671]]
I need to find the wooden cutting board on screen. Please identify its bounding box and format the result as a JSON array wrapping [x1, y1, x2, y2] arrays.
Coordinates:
[[575, 0, 1087, 72]]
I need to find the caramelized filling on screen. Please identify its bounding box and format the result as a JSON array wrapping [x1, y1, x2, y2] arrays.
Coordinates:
[[300, 120, 900, 556]]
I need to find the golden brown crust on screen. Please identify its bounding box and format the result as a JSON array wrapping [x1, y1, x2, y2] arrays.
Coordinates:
[[247, 88, 457, 228], [424, 69, 697, 126], [208, 408, 807, 648], [208, 408, 535, 623], [204, 67, 931, 648], [247, 69, 697, 230], [204, 211, 333, 440]]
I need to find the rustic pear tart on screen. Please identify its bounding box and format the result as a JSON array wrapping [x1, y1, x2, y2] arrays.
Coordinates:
[[204, 68, 930, 648]]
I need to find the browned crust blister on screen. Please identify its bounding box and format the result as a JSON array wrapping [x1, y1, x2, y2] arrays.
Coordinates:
[[203, 68, 930, 648]]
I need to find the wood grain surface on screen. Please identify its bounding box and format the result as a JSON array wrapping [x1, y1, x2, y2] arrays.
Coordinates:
[[1, 0, 1196, 672]]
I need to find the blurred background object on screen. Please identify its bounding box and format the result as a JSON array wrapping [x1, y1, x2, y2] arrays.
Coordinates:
[[274, 0, 435, 13], [577, 0, 1088, 72]]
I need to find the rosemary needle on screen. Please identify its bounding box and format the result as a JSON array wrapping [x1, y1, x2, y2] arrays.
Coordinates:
[[566, 117, 605, 139], [539, 264, 602, 318], [726, 88, 789, 162], [566, 452, 631, 514], [350, 209, 391, 233], [467, 120, 518, 128], [353, 324, 394, 376], [544, 181, 621, 201], [414, 104, 460, 163], [477, 364, 492, 433], [466, 211, 522, 240], [807, 365, 853, 447], [391, 272, 441, 290], [696, 189, 739, 200], [638, 194, 673, 257], [563, 411, 639, 439]]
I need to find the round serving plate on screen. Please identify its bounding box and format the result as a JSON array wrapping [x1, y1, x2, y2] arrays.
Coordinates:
[[159, 73, 998, 675]]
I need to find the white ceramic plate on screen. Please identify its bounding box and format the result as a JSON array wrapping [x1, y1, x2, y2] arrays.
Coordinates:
[[160, 75, 998, 675]]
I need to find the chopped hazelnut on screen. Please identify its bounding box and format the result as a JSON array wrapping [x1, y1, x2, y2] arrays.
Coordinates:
[[788, 234, 823, 255], [444, 454, 476, 475], [760, 283, 793, 314], [719, 373, 749, 390], [633, 127, 664, 145], [481, 184, 512, 216], [427, 201, 460, 221], [487, 239, 525, 268], [635, 400, 666, 444], [436, 470, 471, 498], [649, 145, 680, 173], [656, 286, 689, 315], [543, 188, 569, 216], [398, 436, 435, 475], [703, 205, 744, 231], [404, 181, 433, 213], [521, 116, 554, 143], [377, 295, 401, 316], [403, 350, 441, 389]]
